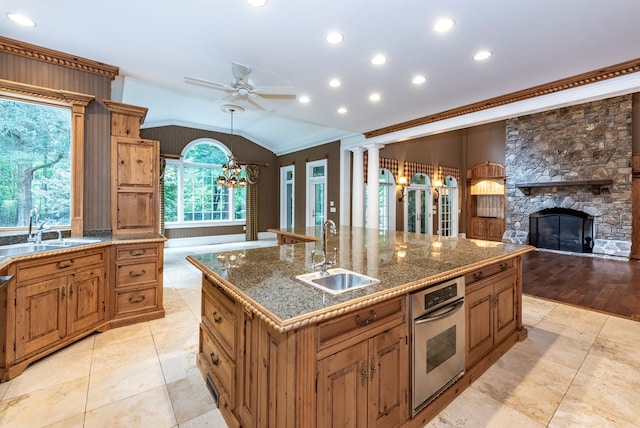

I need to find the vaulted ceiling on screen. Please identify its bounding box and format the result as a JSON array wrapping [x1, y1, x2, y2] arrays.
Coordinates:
[[3, 0, 640, 154]]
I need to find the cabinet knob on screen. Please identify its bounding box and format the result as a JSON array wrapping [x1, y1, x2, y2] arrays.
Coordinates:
[[355, 310, 377, 326], [210, 353, 220, 366], [361, 361, 368, 386], [473, 271, 484, 281], [212, 312, 222, 323]]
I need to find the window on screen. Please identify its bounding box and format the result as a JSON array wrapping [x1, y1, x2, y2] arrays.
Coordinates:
[[365, 168, 396, 230], [438, 176, 459, 236], [164, 139, 246, 226], [306, 159, 327, 227], [280, 165, 295, 229], [0, 97, 72, 229]]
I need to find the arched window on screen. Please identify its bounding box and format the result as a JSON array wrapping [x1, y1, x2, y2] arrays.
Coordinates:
[[164, 139, 246, 225]]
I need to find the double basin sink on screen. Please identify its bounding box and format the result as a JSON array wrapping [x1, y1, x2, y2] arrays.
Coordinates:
[[296, 268, 380, 295], [0, 239, 102, 258]]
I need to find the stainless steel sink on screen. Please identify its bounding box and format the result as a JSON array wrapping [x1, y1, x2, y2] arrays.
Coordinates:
[[0, 239, 101, 258], [295, 268, 380, 295]]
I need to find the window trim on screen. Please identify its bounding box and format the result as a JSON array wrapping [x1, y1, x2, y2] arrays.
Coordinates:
[[164, 138, 246, 227], [0, 78, 94, 236]]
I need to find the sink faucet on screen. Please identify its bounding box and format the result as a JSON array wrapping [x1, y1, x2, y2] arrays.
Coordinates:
[[27, 207, 40, 243], [311, 220, 337, 275]]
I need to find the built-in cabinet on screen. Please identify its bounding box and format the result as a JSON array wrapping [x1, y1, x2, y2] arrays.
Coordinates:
[[104, 100, 160, 238], [466, 162, 506, 242]]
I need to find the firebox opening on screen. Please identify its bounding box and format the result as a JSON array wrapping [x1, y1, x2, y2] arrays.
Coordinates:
[[529, 208, 594, 253]]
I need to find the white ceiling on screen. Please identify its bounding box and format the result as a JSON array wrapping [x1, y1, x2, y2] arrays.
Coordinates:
[[3, 0, 640, 155]]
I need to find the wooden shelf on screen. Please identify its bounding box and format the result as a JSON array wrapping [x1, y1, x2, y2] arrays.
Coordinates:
[[516, 179, 613, 196]]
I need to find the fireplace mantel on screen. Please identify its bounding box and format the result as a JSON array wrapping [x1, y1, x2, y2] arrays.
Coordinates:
[[516, 179, 613, 196]]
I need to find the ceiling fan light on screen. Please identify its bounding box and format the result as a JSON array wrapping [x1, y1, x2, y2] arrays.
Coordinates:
[[337, 107, 347, 114], [369, 93, 381, 102], [371, 54, 387, 65], [299, 95, 310, 104], [246, 0, 267, 7], [329, 79, 341, 88]]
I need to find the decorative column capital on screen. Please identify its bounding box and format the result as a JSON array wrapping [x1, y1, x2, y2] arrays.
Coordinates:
[[364, 143, 385, 152], [350, 146, 366, 154]]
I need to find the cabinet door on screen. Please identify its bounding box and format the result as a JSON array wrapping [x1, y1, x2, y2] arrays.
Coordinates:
[[317, 340, 369, 428], [15, 277, 67, 359], [487, 219, 505, 241], [237, 310, 258, 427], [470, 217, 487, 239], [465, 284, 494, 369], [493, 275, 517, 345], [68, 267, 105, 335], [368, 324, 408, 428]]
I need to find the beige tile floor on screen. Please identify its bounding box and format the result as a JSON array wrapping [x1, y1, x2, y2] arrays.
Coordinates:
[[1, 241, 639, 427]]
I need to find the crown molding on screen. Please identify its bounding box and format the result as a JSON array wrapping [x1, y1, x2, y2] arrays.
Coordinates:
[[0, 36, 119, 80], [0, 78, 95, 106], [364, 57, 640, 139]]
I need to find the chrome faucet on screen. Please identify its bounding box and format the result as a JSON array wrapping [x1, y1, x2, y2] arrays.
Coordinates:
[[27, 207, 40, 243], [311, 220, 337, 275]]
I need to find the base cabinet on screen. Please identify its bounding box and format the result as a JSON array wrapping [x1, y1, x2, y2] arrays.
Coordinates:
[[465, 269, 517, 368], [317, 323, 407, 428], [469, 217, 505, 241]]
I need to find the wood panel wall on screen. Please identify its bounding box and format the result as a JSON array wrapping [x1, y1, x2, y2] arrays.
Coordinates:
[[0, 50, 113, 232], [141, 125, 279, 236], [277, 141, 341, 228]]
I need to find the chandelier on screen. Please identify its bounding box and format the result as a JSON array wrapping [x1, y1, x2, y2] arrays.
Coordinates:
[[217, 105, 247, 188]]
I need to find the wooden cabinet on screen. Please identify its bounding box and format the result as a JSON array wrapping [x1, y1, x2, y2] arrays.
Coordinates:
[[317, 323, 407, 428], [111, 242, 164, 326], [105, 100, 159, 238], [466, 162, 506, 242], [14, 248, 106, 361], [465, 262, 517, 368]]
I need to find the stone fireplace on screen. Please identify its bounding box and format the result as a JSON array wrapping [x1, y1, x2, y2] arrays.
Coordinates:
[[503, 95, 633, 258], [529, 207, 594, 253]]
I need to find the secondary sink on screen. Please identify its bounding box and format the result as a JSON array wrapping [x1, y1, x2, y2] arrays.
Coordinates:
[[295, 268, 380, 295]]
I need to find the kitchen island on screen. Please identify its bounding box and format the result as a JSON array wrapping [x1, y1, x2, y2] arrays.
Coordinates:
[[187, 227, 534, 427]]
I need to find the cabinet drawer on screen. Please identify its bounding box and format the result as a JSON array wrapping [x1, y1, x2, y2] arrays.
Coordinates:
[[16, 249, 105, 284], [465, 258, 514, 286], [116, 244, 159, 261], [202, 287, 236, 356], [116, 260, 158, 288], [114, 286, 158, 316], [201, 326, 235, 406], [317, 297, 405, 350]]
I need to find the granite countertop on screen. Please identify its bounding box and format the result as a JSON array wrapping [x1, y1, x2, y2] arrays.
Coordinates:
[[187, 227, 534, 332]]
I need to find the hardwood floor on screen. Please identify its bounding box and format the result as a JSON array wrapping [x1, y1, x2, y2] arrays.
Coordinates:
[[522, 250, 640, 321]]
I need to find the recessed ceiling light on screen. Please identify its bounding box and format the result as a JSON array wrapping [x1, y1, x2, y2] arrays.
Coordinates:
[[6, 12, 36, 27], [299, 95, 310, 104], [246, 0, 268, 7], [473, 50, 492, 61], [325, 31, 344, 44], [337, 107, 347, 114], [371, 54, 387, 65], [434, 18, 455, 32], [329, 78, 341, 88], [412, 75, 427, 85], [369, 93, 381, 102]]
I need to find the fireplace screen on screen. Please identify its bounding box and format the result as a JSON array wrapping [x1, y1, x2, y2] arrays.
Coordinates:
[[529, 208, 594, 253]]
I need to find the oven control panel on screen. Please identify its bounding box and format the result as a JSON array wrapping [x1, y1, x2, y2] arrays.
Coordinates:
[[423, 284, 458, 311]]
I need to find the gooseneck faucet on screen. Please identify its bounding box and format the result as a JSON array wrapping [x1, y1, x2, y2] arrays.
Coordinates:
[[311, 219, 337, 275]]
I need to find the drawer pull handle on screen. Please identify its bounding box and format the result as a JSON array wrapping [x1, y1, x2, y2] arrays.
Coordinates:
[[499, 262, 509, 271], [370, 356, 376, 381], [129, 249, 146, 256], [212, 312, 223, 323], [129, 269, 146, 277], [69, 285, 73, 297], [361, 361, 367, 386], [210, 353, 220, 366], [61, 287, 66, 301], [128, 295, 145, 304], [355, 310, 376, 327], [57, 260, 74, 269], [473, 271, 484, 281]]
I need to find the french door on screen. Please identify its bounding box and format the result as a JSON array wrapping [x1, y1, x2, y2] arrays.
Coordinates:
[[404, 186, 432, 234], [280, 165, 295, 229], [306, 159, 327, 227]]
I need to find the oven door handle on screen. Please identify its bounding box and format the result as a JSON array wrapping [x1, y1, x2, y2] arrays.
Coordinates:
[[414, 299, 464, 324]]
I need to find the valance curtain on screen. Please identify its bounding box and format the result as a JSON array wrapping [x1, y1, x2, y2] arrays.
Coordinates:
[[363, 154, 399, 183], [403, 161, 435, 183], [245, 164, 260, 241]]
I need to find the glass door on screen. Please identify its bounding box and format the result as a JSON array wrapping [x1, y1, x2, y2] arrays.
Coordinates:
[[306, 159, 327, 227], [438, 176, 459, 236], [404, 173, 433, 234], [280, 165, 295, 229]]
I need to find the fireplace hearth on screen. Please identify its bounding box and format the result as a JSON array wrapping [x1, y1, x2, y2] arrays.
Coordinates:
[[529, 208, 594, 253]]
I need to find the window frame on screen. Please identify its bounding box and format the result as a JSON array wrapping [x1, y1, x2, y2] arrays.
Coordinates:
[[164, 138, 246, 228], [0, 80, 93, 235]]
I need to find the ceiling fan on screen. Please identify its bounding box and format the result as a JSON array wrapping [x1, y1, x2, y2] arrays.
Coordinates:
[[184, 62, 296, 110]]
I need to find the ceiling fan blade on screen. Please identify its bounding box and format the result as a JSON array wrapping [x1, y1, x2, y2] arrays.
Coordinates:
[[247, 93, 274, 111], [253, 86, 297, 97], [184, 76, 234, 92], [231, 62, 251, 84]]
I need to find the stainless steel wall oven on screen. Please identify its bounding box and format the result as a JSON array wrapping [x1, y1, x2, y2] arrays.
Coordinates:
[[410, 276, 465, 416]]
